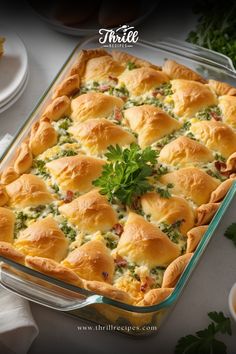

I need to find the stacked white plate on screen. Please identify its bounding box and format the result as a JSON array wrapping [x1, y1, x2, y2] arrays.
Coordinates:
[[0, 25, 29, 114]]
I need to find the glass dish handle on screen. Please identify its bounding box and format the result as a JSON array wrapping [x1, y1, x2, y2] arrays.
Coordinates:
[[0, 263, 101, 311], [162, 38, 235, 72], [142, 37, 236, 73]]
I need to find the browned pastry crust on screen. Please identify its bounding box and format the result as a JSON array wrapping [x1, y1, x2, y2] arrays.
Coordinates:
[[210, 178, 236, 203], [119, 67, 169, 96], [0, 186, 9, 206], [218, 95, 236, 128], [41, 96, 71, 122], [160, 167, 220, 206], [124, 105, 181, 148], [70, 92, 123, 122], [14, 142, 33, 174], [137, 288, 174, 306], [59, 189, 118, 233], [171, 79, 217, 118], [70, 118, 135, 153], [116, 212, 180, 268], [1, 166, 19, 184], [111, 51, 161, 70], [0, 241, 25, 264], [70, 49, 110, 77], [29, 118, 58, 156], [141, 192, 195, 235], [190, 120, 236, 158], [163, 60, 206, 83], [25, 256, 83, 286], [162, 253, 193, 288], [159, 136, 214, 166], [62, 240, 114, 283], [84, 280, 134, 304], [82, 55, 125, 83], [14, 217, 68, 261], [0, 207, 15, 243], [196, 202, 220, 226], [208, 80, 236, 96], [46, 155, 105, 193], [225, 152, 236, 172], [186, 225, 208, 253], [52, 74, 80, 99], [5, 174, 54, 207]]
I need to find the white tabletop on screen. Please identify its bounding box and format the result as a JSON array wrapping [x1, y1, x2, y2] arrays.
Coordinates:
[[0, 2, 236, 353]]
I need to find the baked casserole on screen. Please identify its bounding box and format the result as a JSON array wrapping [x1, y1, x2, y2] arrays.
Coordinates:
[[1, 48, 236, 308]]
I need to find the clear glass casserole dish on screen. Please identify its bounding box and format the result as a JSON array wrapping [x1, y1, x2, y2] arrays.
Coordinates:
[[0, 36, 236, 336]]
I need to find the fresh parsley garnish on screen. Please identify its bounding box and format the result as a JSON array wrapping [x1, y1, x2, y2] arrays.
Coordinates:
[[156, 183, 174, 198], [224, 223, 236, 246], [126, 61, 137, 70], [93, 143, 157, 206], [187, 2, 236, 68], [14, 211, 28, 236], [175, 311, 232, 354]]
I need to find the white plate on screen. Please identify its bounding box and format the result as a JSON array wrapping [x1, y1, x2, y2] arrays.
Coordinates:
[[0, 25, 28, 106], [0, 68, 29, 114]]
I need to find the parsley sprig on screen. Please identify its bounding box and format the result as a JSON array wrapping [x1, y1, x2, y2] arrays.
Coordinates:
[[224, 223, 236, 246], [93, 143, 157, 206], [175, 311, 232, 354]]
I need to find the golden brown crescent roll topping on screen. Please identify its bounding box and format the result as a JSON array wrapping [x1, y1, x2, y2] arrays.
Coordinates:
[[218, 95, 236, 128], [46, 155, 105, 193], [119, 67, 169, 96], [14, 217, 68, 261], [69, 118, 135, 154], [111, 50, 161, 70], [14, 142, 33, 174], [5, 174, 54, 207], [116, 212, 180, 268], [210, 178, 236, 203], [25, 256, 83, 286], [141, 192, 195, 235], [124, 105, 181, 148], [190, 120, 236, 158], [0, 187, 9, 207], [159, 136, 214, 166], [208, 80, 236, 96], [52, 74, 80, 99], [137, 287, 174, 306], [62, 240, 114, 283], [70, 92, 123, 122], [70, 48, 110, 77], [1, 166, 19, 185], [41, 95, 71, 122], [29, 118, 58, 156], [0, 207, 15, 243], [160, 168, 220, 206], [186, 225, 208, 253], [162, 253, 193, 288], [0, 241, 25, 264], [163, 60, 206, 83], [82, 55, 124, 83], [171, 79, 217, 118], [59, 189, 118, 233], [196, 202, 220, 226]]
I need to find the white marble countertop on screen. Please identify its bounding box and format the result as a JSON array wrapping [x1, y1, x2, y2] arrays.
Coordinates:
[[0, 2, 236, 353]]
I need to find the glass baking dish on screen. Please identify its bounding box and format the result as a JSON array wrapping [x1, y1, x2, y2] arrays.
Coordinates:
[[0, 36, 236, 336]]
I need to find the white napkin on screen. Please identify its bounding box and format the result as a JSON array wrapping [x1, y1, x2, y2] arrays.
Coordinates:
[[0, 134, 39, 354], [0, 286, 39, 354]]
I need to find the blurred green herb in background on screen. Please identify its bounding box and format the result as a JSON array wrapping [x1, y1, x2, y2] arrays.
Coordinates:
[[187, 1, 236, 68]]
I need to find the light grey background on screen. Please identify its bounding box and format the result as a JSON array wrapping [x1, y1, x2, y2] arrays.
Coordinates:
[[0, 2, 236, 353]]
